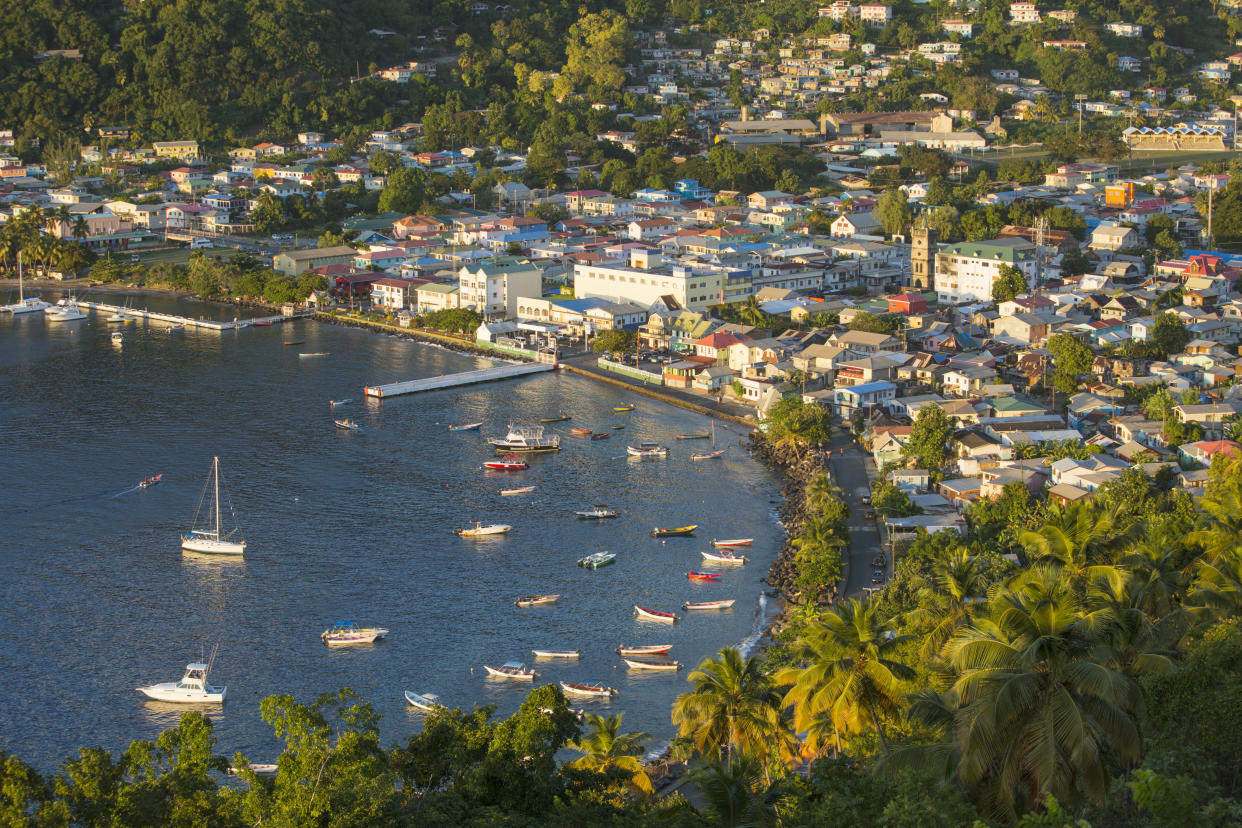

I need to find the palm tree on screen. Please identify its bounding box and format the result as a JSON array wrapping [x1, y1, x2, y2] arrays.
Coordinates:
[[1018, 502, 1131, 590], [905, 548, 987, 658], [690, 755, 782, 828], [1080, 566, 1176, 678], [671, 647, 788, 769], [71, 216, 88, 242], [739, 296, 766, 328], [567, 713, 654, 796], [941, 566, 1143, 818], [776, 599, 913, 756], [1118, 526, 1189, 619], [803, 472, 843, 513], [1189, 547, 1242, 620], [1187, 473, 1242, 560]]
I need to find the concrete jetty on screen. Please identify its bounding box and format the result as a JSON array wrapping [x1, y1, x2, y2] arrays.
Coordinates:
[[79, 301, 299, 330], [364, 362, 554, 399]]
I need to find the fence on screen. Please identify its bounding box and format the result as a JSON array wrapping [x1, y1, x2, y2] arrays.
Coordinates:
[[597, 357, 664, 385]]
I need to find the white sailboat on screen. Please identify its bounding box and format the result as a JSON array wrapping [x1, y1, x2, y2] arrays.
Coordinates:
[[182, 456, 246, 555], [1, 253, 49, 314]]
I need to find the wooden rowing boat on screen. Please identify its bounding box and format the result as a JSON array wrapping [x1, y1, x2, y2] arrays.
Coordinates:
[[540, 415, 571, 423], [634, 605, 678, 623], [404, 691, 444, 712], [570, 427, 593, 435], [617, 644, 672, 656], [691, 449, 726, 460], [483, 661, 537, 680], [622, 657, 682, 670], [711, 538, 753, 547], [683, 599, 736, 611], [676, 432, 710, 440], [515, 594, 561, 607], [533, 649, 580, 659], [449, 422, 483, 431], [560, 681, 616, 697], [613, 404, 635, 412], [500, 485, 535, 495]]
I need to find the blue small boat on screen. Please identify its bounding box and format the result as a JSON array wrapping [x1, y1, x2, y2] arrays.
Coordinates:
[[449, 422, 483, 431]]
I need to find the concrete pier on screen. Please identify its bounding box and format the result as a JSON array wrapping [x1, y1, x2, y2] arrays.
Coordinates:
[[364, 362, 554, 399], [78, 301, 301, 330]]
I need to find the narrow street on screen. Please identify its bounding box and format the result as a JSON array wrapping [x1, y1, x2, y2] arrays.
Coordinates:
[[827, 429, 885, 598]]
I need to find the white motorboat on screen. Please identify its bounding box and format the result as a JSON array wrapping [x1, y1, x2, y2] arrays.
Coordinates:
[[45, 297, 87, 322], [321, 621, 388, 646], [182, 456, 246, 555], [404, 691, 444, 712], [532, 648, 580, 658], [137, 651, 226, 703], [574, 504, 619, 519], [626, 442, 669, 458], [702, 549, 748, 564], [622, 657, 682, 671], [455, 522, 511, 537], [488, 424, 560, 453], [683, 599, 736, 611], [1, 254, 49, 314], [484, 661, 538, 680], [111, 331, 124, 344]]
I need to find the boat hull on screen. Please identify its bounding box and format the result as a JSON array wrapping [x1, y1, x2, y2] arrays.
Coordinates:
[[622, 658, 681, 670], [617, 645, 672, 656], [683, 600, 737, 611], [533, 649, 580, 658], [652, 526, 698, 537], [634, 606, 678, 623], [711, 538, 753, 547], [483, 666, 536, 680], [702, 551, 748, 564], [404, 691, 443, 712], [321, 631, 385, 646], [516, 595, 561, 607], [560, 681, 615, 697], [181, 536, 246, 555], [137, 683, 226, 703], [500, 486, 535, 495]]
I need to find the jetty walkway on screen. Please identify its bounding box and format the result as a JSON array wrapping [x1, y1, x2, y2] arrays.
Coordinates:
[[364, 362, 554, 399], [79, 301, 302, 330]]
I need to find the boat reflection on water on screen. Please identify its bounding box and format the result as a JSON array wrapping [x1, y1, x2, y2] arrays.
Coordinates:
[[137, 699, 227, 731]]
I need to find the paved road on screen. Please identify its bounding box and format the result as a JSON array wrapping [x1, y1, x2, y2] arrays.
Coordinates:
[[558, 350, 757, 421], [828, 430, 885, 598]]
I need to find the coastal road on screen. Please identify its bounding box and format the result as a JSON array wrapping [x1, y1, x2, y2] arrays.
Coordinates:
[[828, 429, 885, 598]]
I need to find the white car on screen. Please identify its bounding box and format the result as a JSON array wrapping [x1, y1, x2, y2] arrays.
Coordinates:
[[189, 238, 214, 249]]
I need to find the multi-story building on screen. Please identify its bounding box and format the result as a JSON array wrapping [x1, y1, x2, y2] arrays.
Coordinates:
[[859, 3, 892, 25], [934, 238, 1037, 305], [573, 249, 736, 312], [152, 140, 200, 161], [1010, 1, 1041, 23], [457, 262, 542, 319]]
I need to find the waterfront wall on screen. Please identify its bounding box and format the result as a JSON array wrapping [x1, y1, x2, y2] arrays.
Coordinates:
[[596, 357, 664, 385]]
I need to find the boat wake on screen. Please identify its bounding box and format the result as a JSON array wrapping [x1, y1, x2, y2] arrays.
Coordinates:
[[734, 594, 773, 658], [14, 484, 144, 513]]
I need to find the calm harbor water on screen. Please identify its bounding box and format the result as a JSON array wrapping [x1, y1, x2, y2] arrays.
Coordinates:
[[0, 290, 782, 770]]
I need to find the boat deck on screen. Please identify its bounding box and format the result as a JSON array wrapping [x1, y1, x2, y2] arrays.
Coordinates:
[[364, 362, 554, 399], [78, 301, 305, 331]]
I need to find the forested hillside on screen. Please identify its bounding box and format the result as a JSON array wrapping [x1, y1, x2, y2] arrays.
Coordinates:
[[5, 0, 1239, 153]]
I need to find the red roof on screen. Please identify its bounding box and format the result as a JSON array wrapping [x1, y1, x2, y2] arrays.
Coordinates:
[[695, 332, 747, 349]]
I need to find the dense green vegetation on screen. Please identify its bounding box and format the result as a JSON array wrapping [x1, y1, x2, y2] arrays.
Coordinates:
[[89, 249, 323, 303]]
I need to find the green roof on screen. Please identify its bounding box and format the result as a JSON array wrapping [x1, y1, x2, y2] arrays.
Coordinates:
[[939, 240, 1033, 263], [341, 212, 405, 230], [418, 283, 458, 294], [990, 395, 1044, 412]]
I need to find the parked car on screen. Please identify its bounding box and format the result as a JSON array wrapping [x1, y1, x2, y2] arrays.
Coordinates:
[[871, 570, 885, 584], [871, 555, 886, 567], [864, 511, 877, 520]]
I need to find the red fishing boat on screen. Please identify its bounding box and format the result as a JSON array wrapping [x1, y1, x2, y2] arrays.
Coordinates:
[[634, 605, 678, 623], [483, 454, 528, 471], [139, 474, 163, 488], [687, 571, 722, 581]]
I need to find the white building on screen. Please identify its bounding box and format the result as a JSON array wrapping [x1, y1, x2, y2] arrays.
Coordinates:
[[573, 248, 730, 311], [1010, 1, 1041, 23], [859, 3, 892, 25], [934, 238, 1037, 304], [457, 263, 542, 318]]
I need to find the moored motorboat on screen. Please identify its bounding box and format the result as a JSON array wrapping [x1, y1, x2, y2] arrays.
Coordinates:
[[137, 653, 227, 704], [107, 312, 134, 323], [683, 599, 736, 611], [627, 442, 668, 458], [333, 419, 359, 430], [488, 424, 560, 453], [622, 657, 682, 671], [578, 551, 616, 568], [676, 432, 711, 440], [111, 331, 124, 344], [449, 422, 483, 431], [687, 571, 722, 581], [252, 320, 273, 327], [139, 474, 163, 488], [298, 352, 328, 357], [321, 622, 388, 646], [515, 594, 561, 607], [283, 340, 305, 346], [45, 299, 87, 322], [711, 538, 753, 547], [329, 398, 352, 407], [570, 427, 593, 436], [533, 649, 580, 659], [702, 549, 748, 564], [652, 525, 698, 537], [613, 404, 635, 412], [483, 456, 528, 471], [633, 605, 678, 623], [456, 522, 511, 537], [574, 505, 618, 519], [500, 485, 535, 495], [616, 644, 672, 656], [484, 661, 538, 680], [612, 424, 625, 430], [560, 681, 616, 697], [591, 432, 610, 440], [691, 449, 726, 460], [539, 415, 571, 423], [404, 691, 444, 712]]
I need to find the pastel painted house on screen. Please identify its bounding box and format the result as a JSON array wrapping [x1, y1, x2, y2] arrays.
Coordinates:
[[833, 380, 896, 417]]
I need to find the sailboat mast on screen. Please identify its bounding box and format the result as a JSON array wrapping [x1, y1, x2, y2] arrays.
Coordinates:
[[17, 251, 22, 302], [213, 456, 220, 539]]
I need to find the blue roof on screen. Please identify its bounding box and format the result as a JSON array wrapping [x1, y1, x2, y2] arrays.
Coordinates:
[[839, 381, 896, 395], [551, 297, 611, 313]]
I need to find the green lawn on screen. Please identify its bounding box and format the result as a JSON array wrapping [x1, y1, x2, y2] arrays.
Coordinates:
[[129, 247, 235, 267]]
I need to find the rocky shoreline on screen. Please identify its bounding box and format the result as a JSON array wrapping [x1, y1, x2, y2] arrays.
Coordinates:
[[747, 432, 831, 603]]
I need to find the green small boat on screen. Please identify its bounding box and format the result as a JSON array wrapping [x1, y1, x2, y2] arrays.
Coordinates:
[[613, 405, 635, 412], [540, 415, 571, 423], [577, 551, 617, 569], [613, 425, 625, 430]]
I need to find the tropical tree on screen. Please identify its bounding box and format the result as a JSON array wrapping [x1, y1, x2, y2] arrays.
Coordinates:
[[803, 471, 844, 513], [776, 599, 913, 756], [567, 713, 653, 796], [1189, 547, 1242, 620], [905, 547, 987, 658], [689, 755, 783, 828], [940, 567, 1144, 818], [1188, 468, 1242, 560], [1119, 526, 1189, 618], [1018, 502, 1131, 590], [1080, 566, 1176, 678], [671, 647, 788, 770]]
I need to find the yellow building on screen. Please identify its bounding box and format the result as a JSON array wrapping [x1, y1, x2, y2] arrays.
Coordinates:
[[152, 140, 200, 160]]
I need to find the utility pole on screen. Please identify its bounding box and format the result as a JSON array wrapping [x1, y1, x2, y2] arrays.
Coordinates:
[[1075, 94, 1087, 135]]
